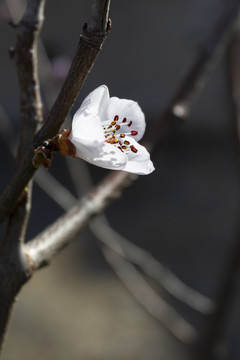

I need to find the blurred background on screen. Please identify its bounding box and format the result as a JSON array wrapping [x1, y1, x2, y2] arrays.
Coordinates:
[[1, 0, 240, 359]]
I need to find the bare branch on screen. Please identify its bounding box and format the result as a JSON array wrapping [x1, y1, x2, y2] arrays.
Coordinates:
[[0, 0, 111, 224], [89, 0, 111, 32], [0, 185, 33, 351], [24, 171, 135, 269], [0, 0, 45, 349], [34, 0, 111, 146], [14, 0, 45, 162]]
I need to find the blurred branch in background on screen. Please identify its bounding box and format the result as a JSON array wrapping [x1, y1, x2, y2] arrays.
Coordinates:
[[103, 246, 197, 344], [144, 0, 240, 154]]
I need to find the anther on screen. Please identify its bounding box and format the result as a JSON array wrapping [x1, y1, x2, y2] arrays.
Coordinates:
[[130, 145, 138, 153], [122, 117, 127, 123], [124, 140, 130, 145], [114, 115, 119, 121], [131, 130, 138, 136], [111, 121, 116, 125], [120, 134, 125, 138], [115, 125, 120, 130], [127, 121, 132, 127]]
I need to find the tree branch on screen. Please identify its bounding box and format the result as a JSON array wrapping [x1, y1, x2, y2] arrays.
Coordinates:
[[24, 171, 135, 269], [0, 185, 33, 352], [14, 0, 45, 162], [0, 0, 112, 224]]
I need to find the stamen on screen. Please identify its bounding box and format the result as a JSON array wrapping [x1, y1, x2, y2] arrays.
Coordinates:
[[106, 138, 118, 144], [131, 130, 138, 136], [130, 145, 138, 153], [103, 118, 138, 156]]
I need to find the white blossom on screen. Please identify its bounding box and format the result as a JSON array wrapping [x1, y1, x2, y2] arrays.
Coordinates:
[[69, 85, 154, 175]]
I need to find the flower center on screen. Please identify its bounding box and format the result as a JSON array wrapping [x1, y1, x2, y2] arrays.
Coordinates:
[[102, 115, 138, 154]]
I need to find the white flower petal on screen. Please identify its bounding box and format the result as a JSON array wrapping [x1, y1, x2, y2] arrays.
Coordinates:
[[71, 85, 109, 142], [100, 97, 146, 142], [71, 112, 104, 143], [121, 137, 155, 175], [79, 85, 109, 116], [72, 137, 128, 170]]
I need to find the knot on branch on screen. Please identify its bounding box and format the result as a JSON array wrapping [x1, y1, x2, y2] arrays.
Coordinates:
[[81, 19, 111, 51]]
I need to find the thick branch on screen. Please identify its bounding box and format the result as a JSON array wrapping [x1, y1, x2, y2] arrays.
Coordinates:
[[0, 0, 111, 224], [0, 186, 33, 352]]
